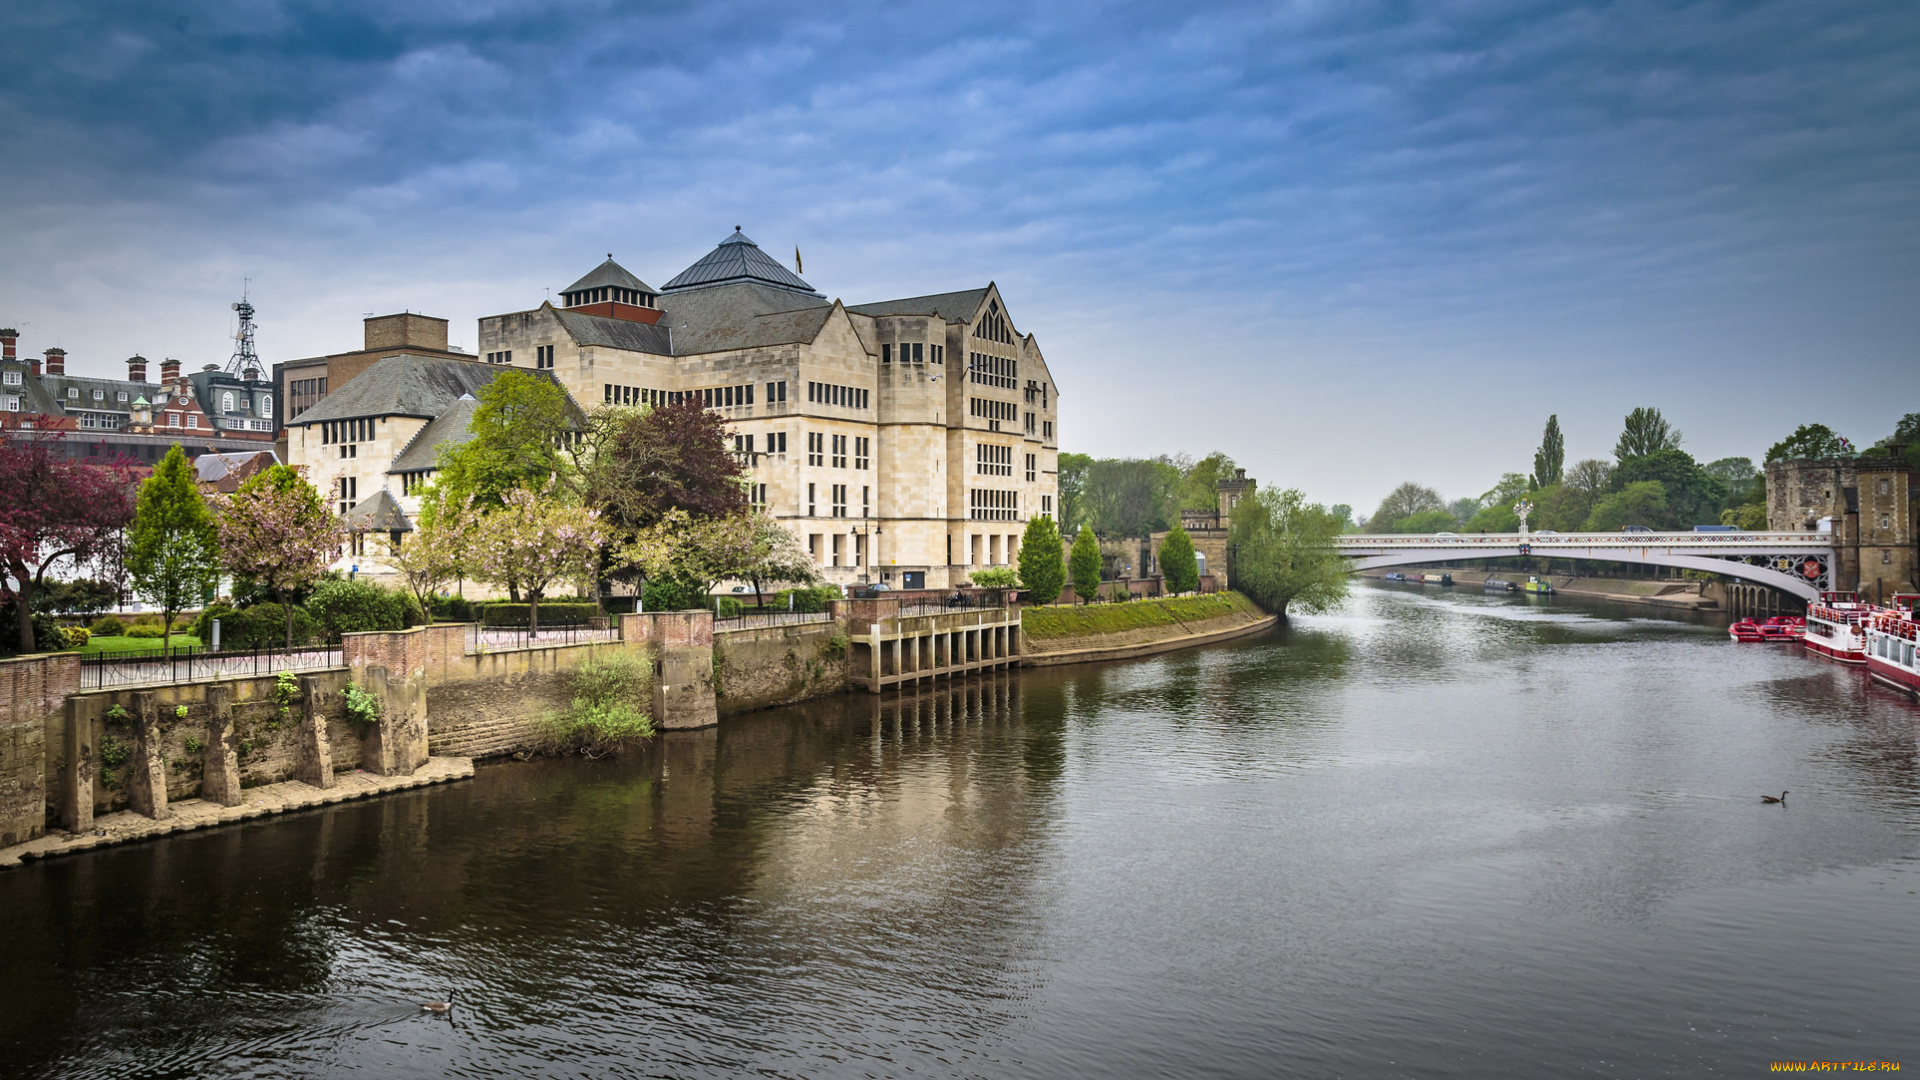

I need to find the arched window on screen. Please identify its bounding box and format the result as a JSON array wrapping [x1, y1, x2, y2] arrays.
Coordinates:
[[262, 395, 273, 415], [221, 391, 234, 413]]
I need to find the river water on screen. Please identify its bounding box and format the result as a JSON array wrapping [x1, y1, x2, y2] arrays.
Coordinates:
[[4, 583, 1918, 1078]]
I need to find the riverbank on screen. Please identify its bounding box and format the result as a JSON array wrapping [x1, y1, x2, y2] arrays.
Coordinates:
[[1363, 567, 1719, 609], [1021, 592, 1276, 666]]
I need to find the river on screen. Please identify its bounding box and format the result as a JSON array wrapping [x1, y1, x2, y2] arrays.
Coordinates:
[[4, 582, 1918, 1078]]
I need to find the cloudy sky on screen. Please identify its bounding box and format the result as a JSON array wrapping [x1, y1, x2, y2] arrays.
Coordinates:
[[2, 0, 1915, 513]]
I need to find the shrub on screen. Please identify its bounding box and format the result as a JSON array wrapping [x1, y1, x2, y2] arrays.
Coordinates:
[[715, 596, 743, 618], [535, 651, 654, 757], [772, 586, 841, 613], [479, 602, 601, 627], [90, 615, 126, 637], [62, 626, 91, 649], [1016, 515, 1065, 604], [306, 578, 422, 638], [640, 576, 707, 612], [428, 594, 474, 622], [342, 681, 382, 735], [969, 567, 1019, 589], [126, 624, 166, 639], [206, 603, 323, 649]]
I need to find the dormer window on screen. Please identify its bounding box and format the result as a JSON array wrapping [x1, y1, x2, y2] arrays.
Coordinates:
[[118, 391, 129, 402], [262, 395, 273, 414], [2, 371, 18, 386], [67, 388, 79, 400], [222, 391, 235, 413]]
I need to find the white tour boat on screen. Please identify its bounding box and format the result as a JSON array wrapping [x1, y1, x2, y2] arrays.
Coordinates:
[[1803, 590, 1872, 665], [1864, 595, 1920, 698]]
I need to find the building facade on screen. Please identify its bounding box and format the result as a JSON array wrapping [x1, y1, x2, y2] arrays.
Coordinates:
[[475, 230, 1061, 590], [1766, 456, 1918, 600]]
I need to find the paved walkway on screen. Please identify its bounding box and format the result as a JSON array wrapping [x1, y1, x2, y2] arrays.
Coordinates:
[[0, 756, 475, 869]]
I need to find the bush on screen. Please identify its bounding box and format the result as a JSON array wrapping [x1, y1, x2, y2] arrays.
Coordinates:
[[640, 576, 707, 612], [534, 651, 654, 757], [126, 624, 166, 639], [715, 596, 743, 618], [428, 594, 474, 622], [202, 603, 323, 649], [306, 578, 422, 638], [62, 626, 91, 649], [479, 601, 601, 627], [90, 615, 126, 637], [772, 585, 841, 613], [969, 567, 1020, 589]]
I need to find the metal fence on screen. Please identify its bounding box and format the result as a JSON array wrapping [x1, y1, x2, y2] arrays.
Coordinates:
[[712, 610, 837, 632], [466, 621, 619, 653], [79, 641, 346, 690], [898, 595, 1013, 619]]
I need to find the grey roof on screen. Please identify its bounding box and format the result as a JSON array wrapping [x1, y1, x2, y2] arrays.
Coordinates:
[[389, 394, 480, 472], [194, 450, 277, 483], [660, 228, 822, 296], [847, 287, 991, 324], [344, 489, 412, 532], [294, 354, 504, 424], [553, 308, 675, 356], [562, 256, 656, 297], [653, 283, 835, 355]]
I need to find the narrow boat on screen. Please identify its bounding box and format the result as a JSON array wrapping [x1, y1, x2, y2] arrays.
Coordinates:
[[1383, 572, 1410, 582], [1803, 591, 1872, 665], [1484, 578, 1516, 592], [1423, 573, 1453, 587], [1521, 576, 1554, 595], [1865, 595, 1920, 697]]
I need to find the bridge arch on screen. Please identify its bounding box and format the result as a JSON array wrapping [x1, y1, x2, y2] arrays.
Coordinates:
[[1337, 534, 1831, 602]]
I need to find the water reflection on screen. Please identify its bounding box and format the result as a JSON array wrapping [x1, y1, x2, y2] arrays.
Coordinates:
[[2, 584, 1918, 1078]]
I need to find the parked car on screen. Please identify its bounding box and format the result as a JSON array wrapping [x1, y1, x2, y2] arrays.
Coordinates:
[[1623, 525, 1653, 534]]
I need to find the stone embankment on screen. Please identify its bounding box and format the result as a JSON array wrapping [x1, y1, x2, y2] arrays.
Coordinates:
[[1021, 592, 1276, 666], [1364, 568, 1718, 609]]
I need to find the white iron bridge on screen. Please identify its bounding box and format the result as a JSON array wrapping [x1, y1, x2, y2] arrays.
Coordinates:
[[1335, 532, 1835, 601]]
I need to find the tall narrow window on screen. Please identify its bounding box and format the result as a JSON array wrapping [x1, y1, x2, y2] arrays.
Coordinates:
[[808, 482, 817, 516], [808, 432, 824, 467]]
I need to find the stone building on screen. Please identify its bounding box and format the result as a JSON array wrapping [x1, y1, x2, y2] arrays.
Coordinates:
[[1766, 456, 1917, 600], [1151, 468, 1257, 585], [272, 312, 473, 458], [475, 229, 1061, 590]]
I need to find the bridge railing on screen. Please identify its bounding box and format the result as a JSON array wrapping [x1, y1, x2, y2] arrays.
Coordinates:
[[1336, 531, 1827, 549]]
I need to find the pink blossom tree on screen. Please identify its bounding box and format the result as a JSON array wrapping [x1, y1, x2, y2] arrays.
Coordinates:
[[382, 493, 477, 625], [469, 479, 606, 637], [214, 464, 344, 648], [0, 431, 134, 653]]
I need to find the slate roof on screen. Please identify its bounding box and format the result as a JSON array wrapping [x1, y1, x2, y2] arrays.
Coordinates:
[[292, 354, 503, 424], [552, 308, 675, 356], [653, 284, 835, 355], [660, 228, 823, 296], [389, 394, 480, 472], [562, 257, 656, 297], [847, 287, 991, 324], [194, 450, 278, 486], [344, 489, 413, 533]]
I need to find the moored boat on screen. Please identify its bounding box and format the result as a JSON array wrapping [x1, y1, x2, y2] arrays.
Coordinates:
[[1521, 576, 1554, 595], [1484, 578, 1516, 592], [1865, 595, 1920, 697], [1804, 591, 1872, 665], [1423, 573, 1453, 587], [1728, 619, 1766, 642], [1755, 616, 1805, 642], [1383, 572, 1410, 582]]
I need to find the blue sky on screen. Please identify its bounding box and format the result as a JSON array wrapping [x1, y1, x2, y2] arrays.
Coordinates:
[[2, 0, 1915, 514]]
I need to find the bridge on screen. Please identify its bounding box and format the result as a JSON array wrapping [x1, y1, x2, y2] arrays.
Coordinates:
[[1334, 532, 1835, 601]]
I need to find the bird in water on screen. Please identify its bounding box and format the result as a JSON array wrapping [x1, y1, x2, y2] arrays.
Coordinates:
[[1762, 791, 1788, 804], [422, 991, 454, 1014]]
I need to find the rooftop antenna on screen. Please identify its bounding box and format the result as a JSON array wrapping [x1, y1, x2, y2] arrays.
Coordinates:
[[227, 281, 261, 378]]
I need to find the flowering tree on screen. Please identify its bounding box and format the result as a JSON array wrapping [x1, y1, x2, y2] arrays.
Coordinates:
[[617, 509, 815, 606], [215, 464, 344, 647], [470, 480, 606, 636], [383, 493, 476, 625], [127, 445, 221, 650], [0, 431, 134, 652]]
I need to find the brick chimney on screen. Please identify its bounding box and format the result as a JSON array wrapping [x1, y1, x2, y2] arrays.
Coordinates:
[[0, 329, 15, 360], [160, 357, 181, 385], [128, 354, 149, 383], [44, 347, 66, 376]]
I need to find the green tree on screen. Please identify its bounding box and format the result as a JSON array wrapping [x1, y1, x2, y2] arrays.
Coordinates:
[[1175, 452, 1237, 511], [1533, 414, 1565, 487], [1328, 504, 1355, 532], [1393, 509, 1460, 534], [1480, 473, 1533, 513], [1875, 412, 1920, 454], [1584, 481, 1668, 531], [1056, 452, 1092, 532], [1611, 449, 1724, 528], [1614, 406, 1683, 460], [1561, 458, 1614, 526], [1016, 514, 1066, 604], [1765, 423, 1853, 463], [470, 479, 608, 636], [1081, 457, 1181, 536], [1160, 522, 1199, 593], [126, 445, 219, 649], [214, 464, 344, 647], [1465, 503, 1520, 532], [435, 369, 580, 512], [1367, 482, 1444, 532], [1069, 527, 1101, 603], [1228, 489, 1350, 615]]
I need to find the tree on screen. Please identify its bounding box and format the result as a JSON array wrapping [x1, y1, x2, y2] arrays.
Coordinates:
[[1394, 509, 1460, 534], [1765, 423, 1853, 463], [0, 431, 134, 653], [470, 480, 607, 635], [1368, 482, 1444, 532], [584, 396, 747, 538], [1328, 504, 1355, 532], [127, 445, 220, 650], [1584, 481, 1668, 531], [1561, 458, 1614, 525], [1228, 489, 1350, 615], [736, 514, 819, 607], [1533, 414, 1565, 487], [1161, 522, 1199, 593], [382, 494, 476, 625], [1176, 452, 1237, 511], [1069, 527, 1101, 603], [1480, 473, 1533, 514], [1614, 407, 1683, 460], [1875, 412, 1920, 453], [434, 369, 581, 511], [1017, 514, 1066, 604], [1611, 449, 1724, 528], [1081, 457, 1181, 536], [1057, 452, 1092, 533], [214, 463, 345, 647], [1465, 503, 1520, 532]]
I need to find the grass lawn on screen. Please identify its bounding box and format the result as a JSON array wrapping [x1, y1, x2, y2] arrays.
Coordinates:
[[73, 634, 205, 655], [1021, 591, 1260, 641]]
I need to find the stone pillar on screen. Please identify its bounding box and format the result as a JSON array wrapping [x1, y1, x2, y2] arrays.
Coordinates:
[[2, 653, 76, 846], [621, 612, 718, 730], [60, 697, 94, 833], [344, 628, 431, 776], [201, 683, 242, 807], [293, 675, 334, 789], [127, 691, 170, 820]]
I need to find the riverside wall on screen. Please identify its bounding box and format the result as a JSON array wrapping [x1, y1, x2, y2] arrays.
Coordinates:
[[1363, 567, 1722, 609]]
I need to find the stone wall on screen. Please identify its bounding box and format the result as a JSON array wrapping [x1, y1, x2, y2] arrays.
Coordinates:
[[0, 654, 75, 846], [713, 622, 849, 717]]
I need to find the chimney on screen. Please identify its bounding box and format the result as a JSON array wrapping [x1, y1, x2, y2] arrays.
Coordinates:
[[0, 328, 15, 360], [160, 357, 181, 384], [45, 347, 66, 376], [128, 354, 149, 383]]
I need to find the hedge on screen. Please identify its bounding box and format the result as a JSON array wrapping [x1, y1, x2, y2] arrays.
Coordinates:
[[479, 602, 601, 627], [1021, 591, 1258, 642]]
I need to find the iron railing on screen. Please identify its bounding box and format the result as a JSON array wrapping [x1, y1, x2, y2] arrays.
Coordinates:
[[712, 610, 836, 632], [79, 641, 345, 690], [466, 621, 618, 653]]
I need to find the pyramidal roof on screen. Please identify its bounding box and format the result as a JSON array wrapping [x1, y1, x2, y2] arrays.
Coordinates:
[[563, 256, 655, 296], [660, 228, 822, 297]]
